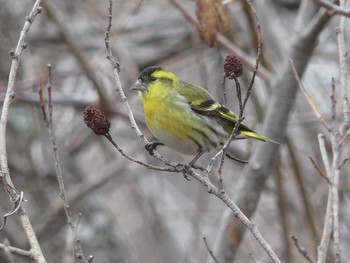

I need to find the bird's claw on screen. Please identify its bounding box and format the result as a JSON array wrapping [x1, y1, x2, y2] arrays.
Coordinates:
[[145, 141, 164, 156]]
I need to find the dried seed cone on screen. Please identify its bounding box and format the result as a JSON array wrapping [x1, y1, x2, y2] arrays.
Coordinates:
[[224, 54, 243, 79], [83, 106, 110, 135]]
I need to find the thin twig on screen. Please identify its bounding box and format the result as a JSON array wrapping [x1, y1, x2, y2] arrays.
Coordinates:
[[241, 0, 263, 113], [290, 60, 331, 131], [331, 78, 337, 130], [309, 156, 331, 184], [217, 0, 263, 186], [221, 76, 227, 105], [103, 133, 175, 172], [338, 155, 350, 169], [291, 234, 315, 263], [203, 237, 220, 263], [42, 65, 91, 262], [38, 75, 47, 123]]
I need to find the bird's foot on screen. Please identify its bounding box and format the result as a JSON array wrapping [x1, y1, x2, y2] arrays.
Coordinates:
[[145, 141, 164, 156]]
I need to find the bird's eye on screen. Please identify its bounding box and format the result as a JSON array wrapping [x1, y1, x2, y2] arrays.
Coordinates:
[[150, 76, 157, 82]]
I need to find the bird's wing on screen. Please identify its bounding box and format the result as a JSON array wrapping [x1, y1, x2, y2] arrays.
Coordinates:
[[177, 81, 268, 142], [177, 81, 239, 123]]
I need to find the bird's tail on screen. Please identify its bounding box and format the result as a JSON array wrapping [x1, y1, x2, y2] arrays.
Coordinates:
[[240, 130, 269, 142], [239, 125, 279, 144]]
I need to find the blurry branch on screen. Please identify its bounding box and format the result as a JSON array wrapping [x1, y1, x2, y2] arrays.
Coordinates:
[[317, 134, 333, 263], [36, 157, 131, 238], [41, 0, 113, 112], [291, 235, 315, 263], [169, 0, 270, 79], [103, 1, 281, 262], [337, 0, 350, 134], [0, 242, 33, 261], [12, 93, 93, 110], [314, 0, 350, 17], [203, 237, 220, 263], [275, 160, 292, 263], [309, 156, 331, 184], [0, 1, 47, 262], [287, 142, 318, 248], [291, 60, 331, 131], [291, 19, 349, 258], [40, 65, 93, 263], [212, 6, 331, 263]]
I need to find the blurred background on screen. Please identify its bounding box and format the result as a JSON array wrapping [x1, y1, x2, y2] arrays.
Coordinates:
[[0, 0, 349, 262]]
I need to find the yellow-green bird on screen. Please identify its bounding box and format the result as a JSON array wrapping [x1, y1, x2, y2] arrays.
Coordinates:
[[131, 66, 268, 166]]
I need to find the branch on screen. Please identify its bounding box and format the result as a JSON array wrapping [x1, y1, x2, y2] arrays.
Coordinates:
[[290, 60, 331, 131], [40, 65, 92, 262], [291, 234, 315, 263], [0, 242, 33, 260], [0, 1, 46, 262], [314, 0, 350, 17], [203, 237, 220, 263]]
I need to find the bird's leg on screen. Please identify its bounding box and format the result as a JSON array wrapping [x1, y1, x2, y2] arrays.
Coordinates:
[[179, 151, 206, 180], [187, 151, 205, 168], [225, 153, 248, 164], [145, 141, 164, 156]]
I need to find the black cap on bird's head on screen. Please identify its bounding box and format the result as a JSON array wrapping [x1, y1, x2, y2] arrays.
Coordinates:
[[130, 66, 163, 92], [139, 66, 162, 79]]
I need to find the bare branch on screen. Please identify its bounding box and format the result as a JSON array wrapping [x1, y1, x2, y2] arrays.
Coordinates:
[[314, 0, 350, 17], [42, 65, 91, 262], [0, 242, 33, 260], [291, 234, 315, 263], [203, 237, 220, 263], [0, 1, 46, 262], [309, 156, 331, 184], [290, 60, 331, 131]]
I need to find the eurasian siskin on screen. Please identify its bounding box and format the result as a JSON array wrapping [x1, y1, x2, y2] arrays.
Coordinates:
[[131, 66, 268, 166]]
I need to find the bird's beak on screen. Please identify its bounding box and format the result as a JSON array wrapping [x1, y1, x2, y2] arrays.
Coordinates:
[[130, 79, 146, 91]]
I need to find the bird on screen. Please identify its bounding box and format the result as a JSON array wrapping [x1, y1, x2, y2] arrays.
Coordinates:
[[130, 66, 269, 167]]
